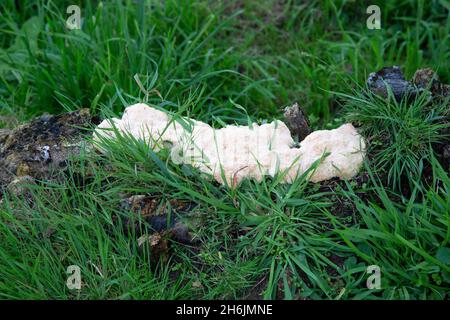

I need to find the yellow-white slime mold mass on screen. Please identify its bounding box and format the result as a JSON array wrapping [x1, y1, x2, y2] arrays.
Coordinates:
[[94, 103, 366, 185]]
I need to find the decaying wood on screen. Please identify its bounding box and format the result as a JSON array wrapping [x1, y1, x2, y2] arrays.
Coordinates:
[[367, 66, 417, 101], [283, 102, 311, 142], [0, 109, 94, 197]]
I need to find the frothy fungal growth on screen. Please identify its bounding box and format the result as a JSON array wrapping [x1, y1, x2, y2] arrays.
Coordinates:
[[94, 104, 366, 186]]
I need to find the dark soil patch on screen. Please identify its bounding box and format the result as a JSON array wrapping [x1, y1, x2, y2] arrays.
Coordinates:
[[243, 275, 269, 300], [115, 193, 199, 265]]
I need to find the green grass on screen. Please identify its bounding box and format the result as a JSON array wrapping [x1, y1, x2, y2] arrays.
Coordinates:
[[341, 88, 449, 190], [0, 0, 449, 300]]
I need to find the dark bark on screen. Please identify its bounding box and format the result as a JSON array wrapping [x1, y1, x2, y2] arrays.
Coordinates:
[[283, 102, 311, 142]]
